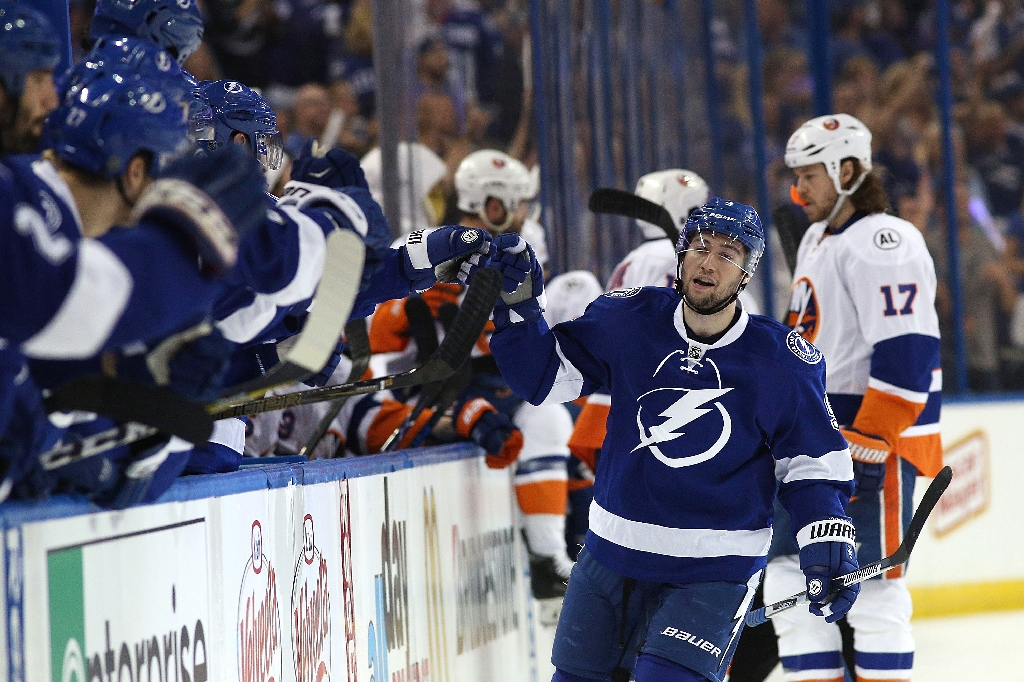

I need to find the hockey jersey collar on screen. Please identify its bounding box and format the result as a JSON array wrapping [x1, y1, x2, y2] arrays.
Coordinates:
[[673, 300, 749, 349]]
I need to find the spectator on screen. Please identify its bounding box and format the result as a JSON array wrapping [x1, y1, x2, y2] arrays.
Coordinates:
[[927, 182, 1018, 391], [427, 0, 504, 106], [415, 34, 468, 133], [965, 99, 1024, 217], [202, 0, 272, 86], [283, 83, 331, 157], [757, 0, 806, 52], [331, 0, 376, 119]]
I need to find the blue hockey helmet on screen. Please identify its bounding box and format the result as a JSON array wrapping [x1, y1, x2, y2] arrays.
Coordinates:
[[58, 36, 185, 101], [49, 71, 190, 178], [676, 198, 765, 278], [198, 79, 282, 170], [0, 1, 61, 95], [182, 70, 213, 143], [89, 0, 204, 63]]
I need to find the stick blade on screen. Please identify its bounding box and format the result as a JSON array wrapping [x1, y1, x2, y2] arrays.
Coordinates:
[[44, 376, 213, 444], [412, 267, 502, 385], [589, 188, 680, 244]]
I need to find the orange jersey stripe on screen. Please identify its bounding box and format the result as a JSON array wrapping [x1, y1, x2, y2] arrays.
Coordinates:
[[852, 387, 926, 446], [515, 479, 568, 515], [567, 401, 610, 473], [567, 479, 594, 493], [882, 454, 904, 579], [364, 399, 436, 453], [895, 432, 942, 477], [856, 677, 910, 682], [369, 298, 412, 353]]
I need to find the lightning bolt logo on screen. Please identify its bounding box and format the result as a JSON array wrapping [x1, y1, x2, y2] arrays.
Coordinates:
[[634, 387, 734, 468]]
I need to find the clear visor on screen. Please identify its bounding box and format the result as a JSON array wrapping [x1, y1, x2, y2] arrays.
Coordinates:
[[681, 228, 756, 276], [188, 102, 215, 142], [254, 130, 284, 171]]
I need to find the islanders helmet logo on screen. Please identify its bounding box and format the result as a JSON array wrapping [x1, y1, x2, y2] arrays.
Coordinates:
[[786, 277, 819, 342], [634, 386, 734, 468]]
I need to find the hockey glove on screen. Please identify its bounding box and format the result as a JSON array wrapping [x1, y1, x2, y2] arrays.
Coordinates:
[[841, 427, 889, 496], [797, 516, 860, 623], [135, 145, 272, 275], [110, 322, 236, 402], [487, 233, 545, 329], [399, 226, 492, 292], [0, 352, 60, 502], [290, 139, 368, 190], [92, 436, 193, 510], [301, 337, 346, 387], [455, 397, 524, 469]]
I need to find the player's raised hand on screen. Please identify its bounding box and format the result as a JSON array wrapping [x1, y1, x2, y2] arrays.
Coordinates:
[[797, 516, 861, 623], [290, 139, 368, 190], [486, 233, 545, 328], [399, 226, 492, 292]]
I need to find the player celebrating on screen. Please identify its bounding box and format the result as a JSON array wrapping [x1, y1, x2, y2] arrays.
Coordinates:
[[0, 1, 60, 156], [485, 198, 858, 682], [767, 114, 942, 682]]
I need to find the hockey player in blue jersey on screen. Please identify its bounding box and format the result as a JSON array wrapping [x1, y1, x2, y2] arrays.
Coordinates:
[[485, 198, 859, 682], [0, 1, 61, 155], [89, 0, 205, 64]]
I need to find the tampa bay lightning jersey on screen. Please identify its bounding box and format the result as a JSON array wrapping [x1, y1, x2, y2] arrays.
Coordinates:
[[0, 155, 224, 359], [491, 287, 854, 584]]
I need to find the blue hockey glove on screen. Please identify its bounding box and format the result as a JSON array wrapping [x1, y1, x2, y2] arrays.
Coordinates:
[[487, 233, 545, 329], [278, 183, 391, 288], [399, 226, 492, 292], [93, 436, 193, 510], [113, 322, 235, 402], [290, 139, 368, 189], [134, 145, 272, 275], [841, 427, 889, 496], [302, 337, 346, 387], [797, 517, 861, 623], [0, 351, 60, 501]]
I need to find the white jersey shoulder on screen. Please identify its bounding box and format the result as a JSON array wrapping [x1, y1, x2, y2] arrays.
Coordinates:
[[607, 239, 676, 291]]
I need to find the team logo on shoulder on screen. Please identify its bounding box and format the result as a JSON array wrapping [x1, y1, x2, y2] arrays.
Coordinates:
[[606, 287, 641, 298], [873, 227, 901, 250], [785, 277, 819, 342], [786, 330, 823, 364]]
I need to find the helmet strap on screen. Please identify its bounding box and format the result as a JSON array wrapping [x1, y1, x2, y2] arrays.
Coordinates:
[[824, 169, 868, 225]]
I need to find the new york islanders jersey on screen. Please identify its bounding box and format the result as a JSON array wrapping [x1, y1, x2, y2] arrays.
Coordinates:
[[491, 287, 854, 583], [785, 212, 942, 476], [606, 239, 678, 291], [0, 155, 224, 359]]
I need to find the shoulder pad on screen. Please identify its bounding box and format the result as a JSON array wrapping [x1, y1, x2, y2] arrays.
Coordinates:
[[278, 181, 368, 237], [843, 214, 929, 266]]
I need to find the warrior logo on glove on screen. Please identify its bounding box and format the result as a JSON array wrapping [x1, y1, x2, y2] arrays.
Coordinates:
[[808, 578, 823, 598]]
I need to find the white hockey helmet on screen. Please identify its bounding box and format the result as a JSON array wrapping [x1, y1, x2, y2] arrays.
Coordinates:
[[543, 270, 603, 327], [454, 149, 533, 233], [784, 113, 872, 196], [634, 169, 711, 240]]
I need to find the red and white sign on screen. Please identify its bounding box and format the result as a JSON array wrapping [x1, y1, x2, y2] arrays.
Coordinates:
[[238, 519, 284, 682], [292, 514, 333, 682], [933, 430, 990, 536]]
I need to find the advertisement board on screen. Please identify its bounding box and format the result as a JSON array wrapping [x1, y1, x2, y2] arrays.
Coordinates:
[[3, 445, 537, 682]]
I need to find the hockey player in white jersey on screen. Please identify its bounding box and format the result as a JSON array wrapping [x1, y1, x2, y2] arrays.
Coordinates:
[[0, 1, 60, 156], [766, 113, 943, 682], [486, 198, 857, 682]]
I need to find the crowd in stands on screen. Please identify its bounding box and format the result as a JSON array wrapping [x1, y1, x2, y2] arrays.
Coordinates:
[[64, 0, 1024, 392]]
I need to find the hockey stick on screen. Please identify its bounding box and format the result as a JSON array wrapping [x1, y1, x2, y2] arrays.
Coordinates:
[[589, 188, 680, 244], [43, 376, 214, 445], [208, 267, 502, 419], [380, 301, 463, 452], [745, 465, 953, 627], [296, 317, 372, 458], [218, 229, 366, 399]]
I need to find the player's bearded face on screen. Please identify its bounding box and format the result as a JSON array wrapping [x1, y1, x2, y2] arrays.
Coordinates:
[[679, 231, 749, 313], [792, 163, 839, 223]]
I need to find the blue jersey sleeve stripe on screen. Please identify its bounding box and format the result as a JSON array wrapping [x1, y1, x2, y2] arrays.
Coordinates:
[[870, 335, 940, 393]]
